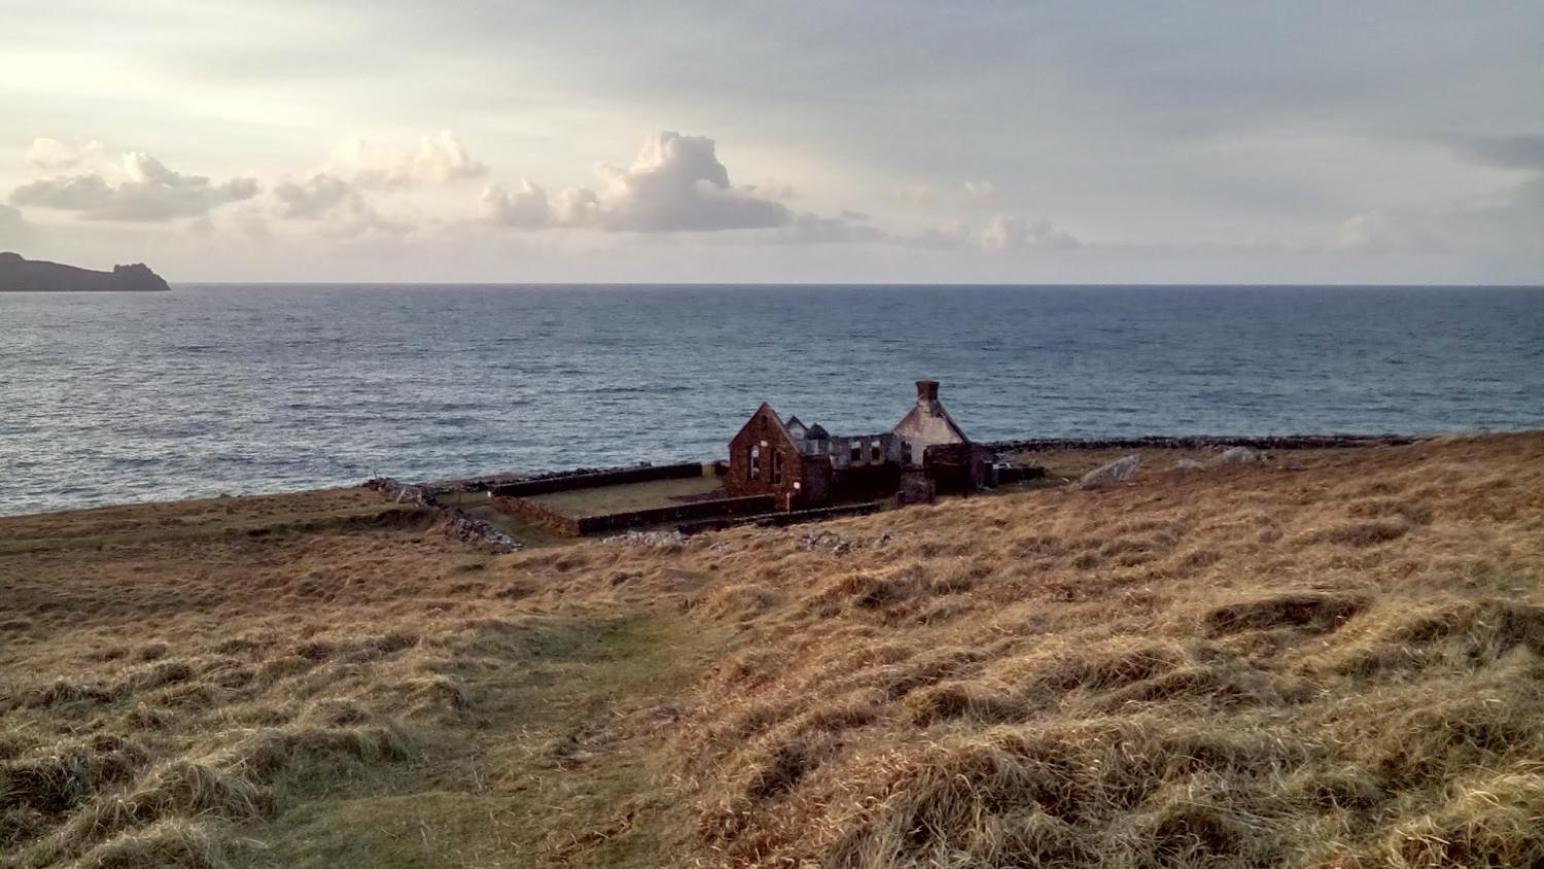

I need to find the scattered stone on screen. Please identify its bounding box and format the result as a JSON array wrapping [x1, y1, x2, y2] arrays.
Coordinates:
[[1077, 455, 1141, 489], [365, 477, 521, 553], [608, 530, 688, 548], [1171, 458, 1207, 471], [365, 477, 431, 507], [798, 530, 854, 555], [1215, 445, 1265, 465], [435, 515, 522, 554]]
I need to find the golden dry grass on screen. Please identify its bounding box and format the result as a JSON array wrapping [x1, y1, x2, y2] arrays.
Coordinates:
[[3, 434, 1543, 868]]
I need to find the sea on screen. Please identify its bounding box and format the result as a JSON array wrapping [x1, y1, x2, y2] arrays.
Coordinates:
[[2, 284, 1541, 517]]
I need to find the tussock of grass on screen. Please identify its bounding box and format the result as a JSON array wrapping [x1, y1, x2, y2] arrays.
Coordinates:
[[73, 818, 226, 869], [1202, 591, 1369, 636]]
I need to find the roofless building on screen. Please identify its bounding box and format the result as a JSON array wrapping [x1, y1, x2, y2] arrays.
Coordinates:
[[726, 380, 997, 510]]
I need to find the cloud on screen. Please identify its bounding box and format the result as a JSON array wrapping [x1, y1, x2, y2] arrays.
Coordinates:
[[328, 131, 487, 189], [1333, 176, 1544, 256], [895, 184, 939, 207], [485, 131, 802, 234], [27, 137, 105, 172], [902, 216, 1081, 251], [963, 180, 997, 201], [775, 212, 886, 244], [482, 180, 551, 228], [1442, 134, 1544, 172], [273, 173, 359, 219], [1335, 135, 1544, 255], [585, 132, 790, 232], [981, 215, 1080, 251], [0, 204, 32, 247], [906, 221, 974, 249], [1333, 210, 1437, 253], [10, 152, 258, 221], [269, 172, 411, 241]]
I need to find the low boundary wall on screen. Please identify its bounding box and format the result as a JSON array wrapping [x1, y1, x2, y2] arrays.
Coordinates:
[[491, 495, 582, 536], [487, 462, 707, 498], [363, 478, 523, 552], [989, 434, 1418, 453], [577, 494, 775, 534], [677, 500, 885, 535], [492, 492, 776, 537]]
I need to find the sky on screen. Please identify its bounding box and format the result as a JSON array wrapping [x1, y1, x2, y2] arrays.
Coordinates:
[[1, 1, 1541, 284]]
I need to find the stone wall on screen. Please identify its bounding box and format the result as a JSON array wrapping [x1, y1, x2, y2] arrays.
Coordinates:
[[487, 462, 707, 498], [989, 434, 1419, 453], [491, 492, 776, 537], [677, 500, 885, 535], [576, 494, 775, 534], [362, 478, 523, 552], [490, 495, 582, 536]]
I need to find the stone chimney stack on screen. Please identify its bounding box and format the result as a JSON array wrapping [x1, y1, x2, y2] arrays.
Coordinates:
[[916, 379, 940, 403]]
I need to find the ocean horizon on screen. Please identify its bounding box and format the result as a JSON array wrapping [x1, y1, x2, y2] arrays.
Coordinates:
[[3, 282, 1542, 516]]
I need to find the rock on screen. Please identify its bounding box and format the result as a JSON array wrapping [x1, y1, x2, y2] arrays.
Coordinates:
[[1078, 455, 1141, 488], [1171, 458, 1207, 471], [1215, 446, 1264, 465], [609, 530, 687, 549], [435, 514, 522, 553], [365, 477, 521, 552], [798, 530, 854, 555]]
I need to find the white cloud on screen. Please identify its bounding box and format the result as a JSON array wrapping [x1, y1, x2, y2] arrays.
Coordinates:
[[328, 131, 487, 189], [963, 179, 998, 201], [585, 132, 790, 232], [27, 137, 105, 172], [269, 172, 411, 242], [0, 204, 32, 248], [1334, 176, 1543, 256], [482, 180, 551, 228], [895, 184, 940, 207], [273, 173, 358, 219], [775, 212, 886, 244], [9, 152, 259, 222], [1333, 211, 1431, 253], [485, 131, 800, 234], [1332, 135, 1544, 255], [981, 215, 1079, 251]]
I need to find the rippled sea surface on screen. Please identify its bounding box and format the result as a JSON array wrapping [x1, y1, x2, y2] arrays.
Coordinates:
[[2, 284, 1541, 516]]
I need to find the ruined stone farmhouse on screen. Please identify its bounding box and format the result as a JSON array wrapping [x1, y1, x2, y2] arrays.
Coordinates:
[[726, 380, 997, 510]]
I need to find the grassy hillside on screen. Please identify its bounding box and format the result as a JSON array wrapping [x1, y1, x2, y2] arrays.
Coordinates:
[[3, 435, 1542, 867]]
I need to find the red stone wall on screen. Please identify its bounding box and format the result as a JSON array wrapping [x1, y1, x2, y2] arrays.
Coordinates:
[[726, 406, 807, 504]]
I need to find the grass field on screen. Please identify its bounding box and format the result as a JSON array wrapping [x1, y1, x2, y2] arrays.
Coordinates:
[[3, 434, 1541, 867], [527, 475, 725, 518]]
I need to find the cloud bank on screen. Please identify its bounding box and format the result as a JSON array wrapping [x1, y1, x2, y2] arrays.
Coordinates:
[[26, 138, 105, 172], [10, 152, 258, 222], [981, 215, 1080, 251], [0, 203, 31, 247], [481, 131, 896, 247], [328, 131, 487, 189], [273, 174, 358, 219], [485, 132, 794, 233]]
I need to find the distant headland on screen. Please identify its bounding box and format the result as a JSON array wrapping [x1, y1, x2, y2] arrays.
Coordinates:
[[0, 252, 171, 292]]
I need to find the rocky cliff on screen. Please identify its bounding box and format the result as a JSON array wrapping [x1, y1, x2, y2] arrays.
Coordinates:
[[0, 252, 171, 292]]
